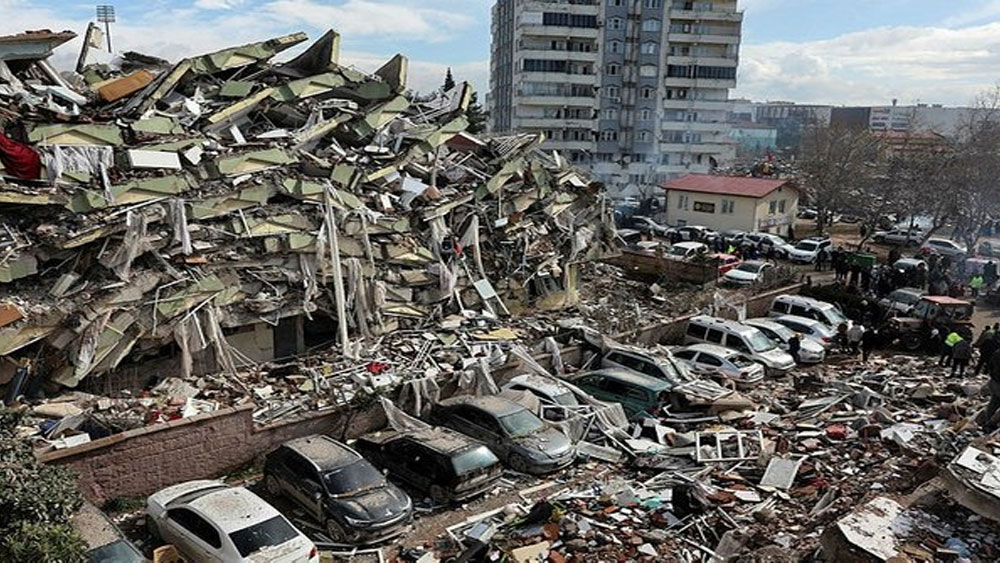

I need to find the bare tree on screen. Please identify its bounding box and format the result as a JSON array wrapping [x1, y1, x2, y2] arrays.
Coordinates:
[[798, 124, 884, 235]]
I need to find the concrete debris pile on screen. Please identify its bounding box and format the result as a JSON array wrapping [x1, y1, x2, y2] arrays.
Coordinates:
[[0, 28, 614, 397], [406, 349, 999, 562]]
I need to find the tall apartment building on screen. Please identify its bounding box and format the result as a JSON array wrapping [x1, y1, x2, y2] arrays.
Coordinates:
[[489, 0, 742, 194]]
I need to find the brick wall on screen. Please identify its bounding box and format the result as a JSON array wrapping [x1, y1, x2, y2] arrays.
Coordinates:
[[39, 402, 386, 504]]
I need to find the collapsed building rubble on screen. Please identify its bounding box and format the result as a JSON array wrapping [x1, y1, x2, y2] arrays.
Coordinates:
[[0, 28, 615, 409]]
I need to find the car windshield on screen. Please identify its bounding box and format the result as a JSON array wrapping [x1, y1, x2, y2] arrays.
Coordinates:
[[322, 460, 385, 495], [795, 241, 818, 251], [229, 515, 300, 558], [746, 331, 777, 352], [552, 392, 579, 407], [822, 306, 849, 326], [763, 324, 794, 340], [452, 446, 500, 475], [499, 410, 546, 438], [891, 291, 921, 305], [736, 262, 764, 273]]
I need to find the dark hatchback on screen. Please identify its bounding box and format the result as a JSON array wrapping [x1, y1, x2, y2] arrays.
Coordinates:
[[263, 435, 412, 544], [355, 426, 503, 504]]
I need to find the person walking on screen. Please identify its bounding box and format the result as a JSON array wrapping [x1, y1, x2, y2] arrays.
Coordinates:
[[952, 338, 972, 376], [977, 327, 998, 375], [861, 328, 878, 362], [940, 330, 964, 367], [847, 323, 865, 355], [970, 274, 985, 299], [816, 247, 828, 272], [788, 333, 802, 364]]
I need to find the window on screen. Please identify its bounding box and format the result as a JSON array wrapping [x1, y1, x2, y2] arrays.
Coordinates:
[[706, 329, 724, 344], [721, 199, 734, 214], [609, 0, 623, 5], [778, 199, 786, 213], [687, 324, 708, 339], [639, 109, 652, 121], [600, 130, 618, 141], [641, 87, 656, 99], [640, 64, 658, 77], [695, 65, 737, 80], [677, 194, 689, 209], [641, 42, 658, 55], [607, 40, 622, 54], [769, 201, 777, 214], [605, 63, 620, 75], [697, 353, 724, 367], [602, 108, 618, 120], [542, 13, 599, 28], [660, 154, 670, 165], [168, 508, 222, 549], [642, 19, 661, 32], [666, 88, 688, 99], [674, 349, 697, 360], [523, 59, 568, 73], [609, 17, 624, 30], [693, 201, 716, 213], [637, 131, 651, 142], [604, 85, 620, 98], [726, 335, 750, 353], [644, 0, 662, 7], [230, 516, 300, 559]]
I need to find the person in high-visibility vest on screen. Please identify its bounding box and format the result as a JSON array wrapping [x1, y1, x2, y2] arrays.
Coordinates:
[[940, 330, 964, 367], [970, 275, 985, 298]]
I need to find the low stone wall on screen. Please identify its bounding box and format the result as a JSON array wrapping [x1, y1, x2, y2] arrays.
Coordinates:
[[39, 401, 386, 504]]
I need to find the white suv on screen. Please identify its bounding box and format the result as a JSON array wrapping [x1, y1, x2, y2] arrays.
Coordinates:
[[788, 237, 832, 264]]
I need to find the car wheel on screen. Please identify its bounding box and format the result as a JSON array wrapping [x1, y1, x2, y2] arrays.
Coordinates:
[[264, 475, 281, 496], [325, 519, 348, 543], [902, 333, 922, 351], [508, 453, 532, 474], [429, 485, 450, 505]]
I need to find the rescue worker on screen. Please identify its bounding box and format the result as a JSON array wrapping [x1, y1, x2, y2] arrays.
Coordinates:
[[940, 330, 964, 367], [861, 328, 878, 362], [788, 333, 802, 364], [847, 323, 865, 355], [970, 274, 985, 299], [976, 326, 998, 375], [952, 338, 972, 377]]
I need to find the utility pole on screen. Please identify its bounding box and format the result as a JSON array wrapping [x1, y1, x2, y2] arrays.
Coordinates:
[[96, 5, 116, 52]]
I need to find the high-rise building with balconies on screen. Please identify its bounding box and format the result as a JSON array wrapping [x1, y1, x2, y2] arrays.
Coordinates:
[[489, 0, 742, 195]]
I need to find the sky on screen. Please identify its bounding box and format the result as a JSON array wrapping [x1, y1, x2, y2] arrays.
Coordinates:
[[3, 0, 1000, 107]]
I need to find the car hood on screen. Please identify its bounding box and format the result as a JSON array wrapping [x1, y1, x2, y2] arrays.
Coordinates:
[[799, 338, 825, 354], [725, 269, 758, 281], [758, 348, 795, 367], [331, 484, 411, 523], [515, 427, 572, 460]]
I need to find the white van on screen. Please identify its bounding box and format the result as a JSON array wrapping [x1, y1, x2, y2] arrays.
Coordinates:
[[683, 315, 796, 374], [768, 295, 850, 330]]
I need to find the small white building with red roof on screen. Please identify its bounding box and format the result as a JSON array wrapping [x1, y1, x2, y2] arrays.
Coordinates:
[[662, 174, 800, 235]]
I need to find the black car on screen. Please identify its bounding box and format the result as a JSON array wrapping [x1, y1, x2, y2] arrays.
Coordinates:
[[263, 435, 412, 544], [430, 396, 575, 474], [354, 427, 503, 504]]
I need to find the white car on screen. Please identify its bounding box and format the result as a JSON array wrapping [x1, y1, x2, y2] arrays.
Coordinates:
[[920, 238, 967, 259], [723, 260, 774, 286], [745, 233, 795, 257], [873, 229, 922, 246], [667, 241, 709, 261], [742, 318, 826, 364], [671, 344, 765, 386], [787, 237, 832, 264], [894, 258, 927, 272], [668, 225, 718, 242], [878, 287, 925, 315], [502, 374, 581, 421], [147, 480, 318, 563], [770, 315, 837, 349]]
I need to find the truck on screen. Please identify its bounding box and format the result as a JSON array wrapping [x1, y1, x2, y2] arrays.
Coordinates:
[[882, 295, 975, 351]]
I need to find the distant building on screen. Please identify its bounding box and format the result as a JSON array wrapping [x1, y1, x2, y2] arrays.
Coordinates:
[[662, 174, 799, 234], [728, 121, 777, 158], [830, 104, 978, 137], [489, 0, 744, 196]]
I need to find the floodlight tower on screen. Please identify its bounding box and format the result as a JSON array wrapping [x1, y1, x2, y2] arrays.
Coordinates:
[[96, 5, 116, 52]]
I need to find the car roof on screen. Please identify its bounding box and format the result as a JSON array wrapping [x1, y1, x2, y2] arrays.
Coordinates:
[[360, 426, 478, 455], [504, 374, 573, 398], [570, 368, 672, 391], [438, 395, 526, 417], [690, 314, 755, 334], [743, 318, 787, 331], [186, 486, 284, 534], [285, 435, 360, 471], [677, 343, 738, 357], [774, 294, 833, 308], [673, 241, 706, 249], [739, 260, 769, 267], [774, 314, 824, 327], [922, 296, 972, 306]]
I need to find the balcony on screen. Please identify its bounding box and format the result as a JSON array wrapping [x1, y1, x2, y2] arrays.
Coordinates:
[[520, 25, 599, 40], [663, 76, 737, 89], [662, 99, 733, 111], [661, 121, 731, 133], [515, 71, 598, 85], [543, 140, 592, 151], [517, 95, 595, 106], [516, 117, 594, 129], [667, 32, 740, 45], [518, 49, 597, 62], [668, 8, 743, 22], [660, 142, 736, 154], [667, 56, 738, 67]]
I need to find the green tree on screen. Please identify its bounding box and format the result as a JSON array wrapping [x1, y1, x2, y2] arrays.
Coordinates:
[[0, 408, 86, 562], [466, 92, 488, 134], [443, 67, 455, 91]]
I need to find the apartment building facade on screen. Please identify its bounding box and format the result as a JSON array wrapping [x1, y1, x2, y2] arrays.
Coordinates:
[[489, 0, 742, 194]]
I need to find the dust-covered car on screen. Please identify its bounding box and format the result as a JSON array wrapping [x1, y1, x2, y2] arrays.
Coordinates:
[[263, 435, 412, 544], [354, 427, 502, 504], [430, 396, 575, 474], [147, 480, 318, 563]]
